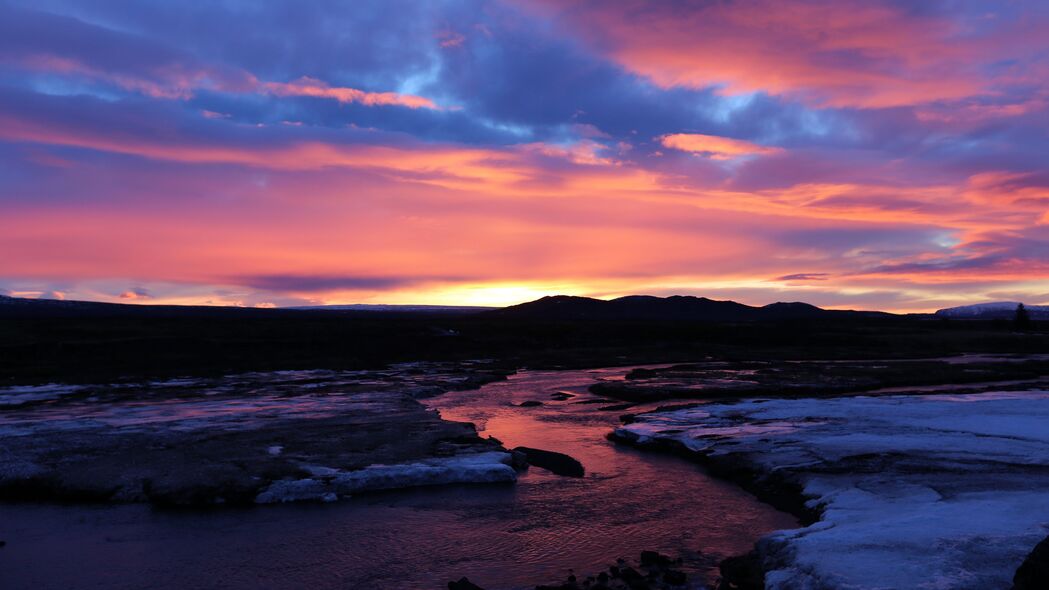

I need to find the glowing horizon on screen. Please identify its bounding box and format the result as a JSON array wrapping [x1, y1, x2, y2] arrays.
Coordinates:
[[2, 1, 1048, 312]]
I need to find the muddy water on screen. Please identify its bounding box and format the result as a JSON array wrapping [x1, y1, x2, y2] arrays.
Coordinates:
[[0, 366, 795, 589]]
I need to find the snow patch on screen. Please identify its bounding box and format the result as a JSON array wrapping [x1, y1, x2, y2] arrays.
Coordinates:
[[0, 383, 86, 407], [256, 451, 517, 503], [617, 390, 1049, 589]]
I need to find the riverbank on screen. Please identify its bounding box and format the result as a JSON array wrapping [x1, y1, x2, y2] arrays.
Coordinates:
[[591, 355, 1049, 402], [611, 388, 1049, 589], [0, 362, 515, 506]]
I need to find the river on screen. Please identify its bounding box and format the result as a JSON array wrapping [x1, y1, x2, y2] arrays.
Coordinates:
[[1, 366, 796, 589]]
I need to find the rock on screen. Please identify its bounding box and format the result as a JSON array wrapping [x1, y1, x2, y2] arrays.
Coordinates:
[[662, 569, 686, 585], [639, 551, 672, 567], [549, 391, 575, 401], [511, 447, 585, 477], [619, 566, 644, 584], [718, 551, 764, 590], [1014, 535, 1049, 590], [449, 576, 485, 590], [517, 400, 544, 407], [510, 449, 530, 470], [532, 553, 692, 590], [0, 540, 6, 548]]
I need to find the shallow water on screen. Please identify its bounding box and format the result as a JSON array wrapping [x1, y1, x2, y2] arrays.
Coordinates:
[[0, 366, 796, 589]]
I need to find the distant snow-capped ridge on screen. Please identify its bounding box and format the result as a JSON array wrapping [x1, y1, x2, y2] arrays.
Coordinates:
[[936, 302, 1049, 319]]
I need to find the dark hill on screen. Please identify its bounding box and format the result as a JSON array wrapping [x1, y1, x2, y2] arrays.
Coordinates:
[[488, 295, 882, 321], [0, 295, 483, 319]]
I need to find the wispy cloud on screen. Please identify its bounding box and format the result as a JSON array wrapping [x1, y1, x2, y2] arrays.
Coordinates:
[[660, 133, 781, 160]]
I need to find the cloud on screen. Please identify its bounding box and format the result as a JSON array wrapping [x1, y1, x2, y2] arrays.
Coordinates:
[[775, 273, 830, 282], [233, 274, 464, 293], [119, 287, 152, 299], [520, 0, 1048, 109], [0, 5, 441, 111], [660, 133, 782, 160], [258, 77, 439, 110]]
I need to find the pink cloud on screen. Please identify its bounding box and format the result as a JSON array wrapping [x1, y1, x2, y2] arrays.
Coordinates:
[[519, 0, 1041, 109], [660, 133, 782, 160], [259, 77, 439, 110]]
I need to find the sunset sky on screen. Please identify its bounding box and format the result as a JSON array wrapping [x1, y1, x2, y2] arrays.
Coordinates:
[[2, 0, 1048, 311]]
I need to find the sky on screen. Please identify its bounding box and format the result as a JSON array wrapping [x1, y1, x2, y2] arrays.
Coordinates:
[[1, 0, 1048, 312]]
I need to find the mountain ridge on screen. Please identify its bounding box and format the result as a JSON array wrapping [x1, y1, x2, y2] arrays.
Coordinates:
[[487, 294, 886, 321]]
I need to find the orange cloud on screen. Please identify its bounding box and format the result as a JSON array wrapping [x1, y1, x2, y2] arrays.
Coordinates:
[[660, 133, 781, 160], [259, 76, 439, 110]]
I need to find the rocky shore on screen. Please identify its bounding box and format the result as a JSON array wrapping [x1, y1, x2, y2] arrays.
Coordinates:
[[450, 551, 698, 590]]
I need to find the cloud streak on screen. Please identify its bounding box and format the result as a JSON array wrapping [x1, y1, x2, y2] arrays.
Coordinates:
[[660, 133, 782, 160]]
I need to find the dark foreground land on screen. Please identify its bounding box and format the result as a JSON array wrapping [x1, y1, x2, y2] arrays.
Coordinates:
[[3, 297, 1049, 589], [1, 296, 1047, 386]]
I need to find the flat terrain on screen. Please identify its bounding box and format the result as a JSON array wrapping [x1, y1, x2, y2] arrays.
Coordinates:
[[2, 304, 1046, 385]]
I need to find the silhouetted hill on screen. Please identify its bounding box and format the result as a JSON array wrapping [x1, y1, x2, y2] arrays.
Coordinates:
[[0, 295, 485, 319], [488, 295, 884, 321]]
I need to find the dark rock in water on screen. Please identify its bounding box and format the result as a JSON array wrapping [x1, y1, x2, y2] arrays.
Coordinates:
[[0, 540, 6, 548], [511, 447, 585, 477], [640, 551, 672, 567], [535, 552, 689, 590], [517, 400, 544, 407], [549, 391, 575, 401], [662, 569, 686, 585], [449, 576, 485, 590], [619, 566, 644, 584], [718, 550, 764, 590], [1014, 535, 1049, 590], [510, 450, 530, 470]]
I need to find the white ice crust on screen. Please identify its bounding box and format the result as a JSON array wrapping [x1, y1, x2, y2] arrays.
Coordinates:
[[616, 391, 1049, 589], [256, 451, 517, 503]]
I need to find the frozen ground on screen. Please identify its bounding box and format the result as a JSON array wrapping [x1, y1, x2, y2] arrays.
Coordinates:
[[0, 362, 513, 505], [613, 390, 1049, 589], [592, 357, 1049, 402]]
